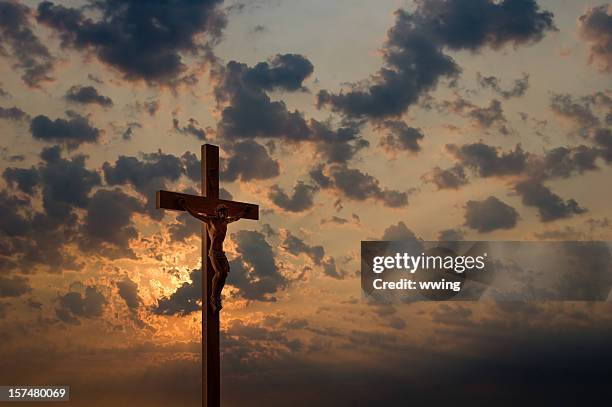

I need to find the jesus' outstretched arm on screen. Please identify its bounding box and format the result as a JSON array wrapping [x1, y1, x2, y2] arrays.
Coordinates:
[[178, 198, 214, 223], [227, 206, 251, 223]]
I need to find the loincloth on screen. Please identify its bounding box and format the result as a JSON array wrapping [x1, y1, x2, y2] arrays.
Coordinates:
[[209, 249, 226, 259]]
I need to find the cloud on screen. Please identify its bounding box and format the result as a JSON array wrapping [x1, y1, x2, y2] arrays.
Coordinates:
[[173, 117, 207, 141], [378, 121, 424, 153], [447, 142, 527, 177], [381, 221, 421, 241], [30, 111, 101, 148], [422, 164, 469, 190], [514, 179, 586, 222], [213, 55, 313, 139], [477, 72, 529, 99], [317, 0, 554, 119], [437, 228, 465, 241], [117, 277, 142, 310], [153, 269, 201, 316], [281, 231, 341, 280], [309, 120, 369, 164], [157, 231, 286, 311], [594, 127, 612, 163], [228, 230, 287, 302], [0, 1, 56, 87], [578, 5, 612, 73], [103, 150, 184, 218], [311, 164, 409, 207], [3, 166, 40, 194], [0, 151, 105, 273], [37, 0, 226, 85], [534, 145, 599, 179], [238, 53, 314, 92], [0, 275, 31, 297], [269, 181, 317, 212], [281, 230, 324, 265], [0, 105, 28, 121], [79, 188, 143, 259], [550, 93, 600, 132], [320, 216, 350, 225], [55, 285, 107, 324], [65, 85, 113, 107], [215, 55, 368, 164], [168, 213, 202, 243], [37, 146, 101, 221], [439, 97, 509, 133], [221, 140, 280, 182], [464, 196, 519, 232]]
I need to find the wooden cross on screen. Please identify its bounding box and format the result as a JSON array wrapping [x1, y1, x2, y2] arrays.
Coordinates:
[[156, 144, 259, 407]]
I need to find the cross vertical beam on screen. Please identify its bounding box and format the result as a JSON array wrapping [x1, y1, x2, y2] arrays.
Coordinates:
[[202, 144, 220, 407], [156, 144, 258, 407]]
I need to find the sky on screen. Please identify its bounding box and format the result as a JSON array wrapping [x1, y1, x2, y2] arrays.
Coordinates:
[[0, 0, 611, 405]]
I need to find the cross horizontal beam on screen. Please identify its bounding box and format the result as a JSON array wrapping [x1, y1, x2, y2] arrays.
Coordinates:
[[156, 190, 258, 220]]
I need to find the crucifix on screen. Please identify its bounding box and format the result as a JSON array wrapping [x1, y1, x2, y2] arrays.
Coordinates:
[[156, 144, 259, 407]]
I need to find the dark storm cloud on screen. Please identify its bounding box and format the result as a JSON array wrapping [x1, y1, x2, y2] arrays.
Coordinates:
[[38, 146, 101, 221], [221, 140, 280, 182], [55, 285, 106, 325], [437, 228, 465, 241], [103, 150, 183, 218], [477, 72, 529, 99], [0, 105, 28, 121], [65, 85, 113, 107], [381, 221, 421, 242], [117, 277, 141, 310], [447, 142, 527, 177], [240, 54, 314, 92], [269, 181, 317, 212], [215, 55, 368, 164], [214, 55, 312, 139], [0, 197, 65, 274], [153, 269, 201, 316], [534, 145, 599, 179], [0, 190, 30, 239], [464, 196, 519, 232], [578, 5, 612, 73], [378, 121, 424, 153], [0, 147, 105, 273], [228, 230, 286, 302], [0, 275, 31, 297], [593, 127, 612, 163], [168, 213, 201, 243], [0, 1, 55, 87], [37, 0, 226, 84], [30, 111, 101, 148], [309, 119, 369, 164], [281, 231, 324, 265], [79, 188, 143, 258], [173, 117, 207, 140], [317, 0, 554, 119], [311, 164, 408, 208], [157, 231, 286, 311], [3, 166, 40, 194], [422, 164, 469, 190], [514, 179, 586, 222]]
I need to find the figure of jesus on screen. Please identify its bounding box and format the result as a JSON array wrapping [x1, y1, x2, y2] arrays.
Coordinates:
[[179, 198, 250, 312]]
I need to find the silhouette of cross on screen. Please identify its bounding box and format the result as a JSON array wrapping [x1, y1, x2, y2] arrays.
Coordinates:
[[156, 144, 258, 407]]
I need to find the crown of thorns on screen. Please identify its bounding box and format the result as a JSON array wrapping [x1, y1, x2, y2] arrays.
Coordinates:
[[216, 204, 229, 212]]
